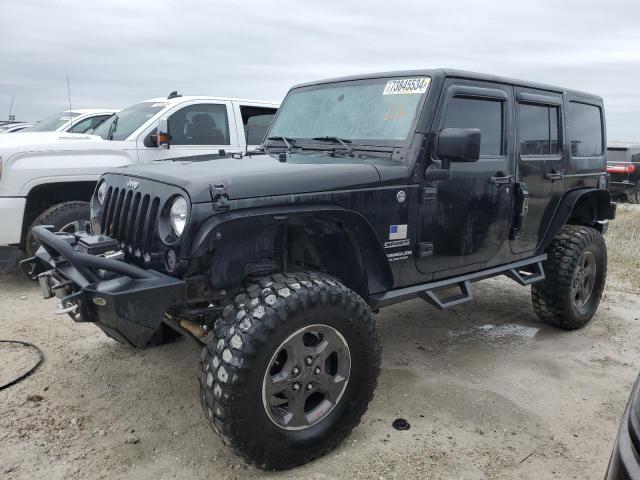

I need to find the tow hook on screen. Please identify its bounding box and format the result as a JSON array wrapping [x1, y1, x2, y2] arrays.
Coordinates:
[[54, 299, 78, 315], [37, 270, 81, 317], [53, 291, 83, 319]]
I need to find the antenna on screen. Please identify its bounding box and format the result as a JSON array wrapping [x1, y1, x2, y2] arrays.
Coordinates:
[[8, 93, 14, 121], [66, 74, 72, 114]]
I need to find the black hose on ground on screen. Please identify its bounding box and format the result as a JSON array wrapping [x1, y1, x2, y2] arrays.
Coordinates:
[[0, 340, 44, 391]]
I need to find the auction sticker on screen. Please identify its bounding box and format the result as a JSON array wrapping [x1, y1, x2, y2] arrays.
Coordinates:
[[383, 78, 430, 95]]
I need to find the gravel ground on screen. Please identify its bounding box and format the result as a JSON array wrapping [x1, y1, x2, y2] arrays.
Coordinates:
[[1, 241, 639, 479]]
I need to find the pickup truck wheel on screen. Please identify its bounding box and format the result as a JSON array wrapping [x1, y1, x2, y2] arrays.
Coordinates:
[[198, 272, 381, 470], [24, 201, 90, 257], [532, 225, 607, 330]]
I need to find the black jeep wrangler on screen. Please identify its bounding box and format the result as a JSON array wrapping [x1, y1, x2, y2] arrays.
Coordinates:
[[607, 142, 640, 204], [24, 69, 616, 470]]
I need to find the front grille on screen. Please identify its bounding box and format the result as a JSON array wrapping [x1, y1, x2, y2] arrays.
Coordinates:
[[101, 185, 161, 261]]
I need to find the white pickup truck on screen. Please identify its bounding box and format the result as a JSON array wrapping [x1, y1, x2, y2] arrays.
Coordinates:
[[0, 92, 279, 266], [21, 109, 119, 134]]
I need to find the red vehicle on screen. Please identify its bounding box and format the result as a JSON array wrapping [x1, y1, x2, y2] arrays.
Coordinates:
[[607, 143, 640, 204]]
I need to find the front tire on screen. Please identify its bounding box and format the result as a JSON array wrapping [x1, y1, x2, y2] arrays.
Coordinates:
[[24, 201, 90, 256], [198, 272, 381, 470], [532, 225, 607, 330]]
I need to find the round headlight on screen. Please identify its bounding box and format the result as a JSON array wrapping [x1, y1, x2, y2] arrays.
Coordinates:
[[169, 196, 188, 236], [97, 182, 107, 205]]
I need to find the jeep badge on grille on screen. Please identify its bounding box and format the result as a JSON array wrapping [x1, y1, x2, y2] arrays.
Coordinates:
[[126, 179, 139, 189]]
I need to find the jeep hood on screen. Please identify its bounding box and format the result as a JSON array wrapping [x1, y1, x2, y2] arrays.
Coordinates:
[[108, 153, 407, 203]]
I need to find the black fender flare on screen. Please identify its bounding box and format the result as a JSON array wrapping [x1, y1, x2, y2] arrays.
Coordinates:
[[538, 188, 616, 253], [186, 204, 394, 296]]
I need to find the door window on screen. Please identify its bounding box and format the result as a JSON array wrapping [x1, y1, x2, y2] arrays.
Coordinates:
[[240, 106, 277, 145], [517, 103, 561, 155], [67, 117, 94, 133], [87, 115, 112, 132], [68, 114, 113, 133], [169, 104, 230, 145], [441, 97, 503, 155], [568, 102, 603, 157]]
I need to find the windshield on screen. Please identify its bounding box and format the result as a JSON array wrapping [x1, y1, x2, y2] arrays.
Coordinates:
[[93, 101, 168, 141], [23, 111, 80, 132], [268, 77, 430, 145], [607, 149, 629, 162]]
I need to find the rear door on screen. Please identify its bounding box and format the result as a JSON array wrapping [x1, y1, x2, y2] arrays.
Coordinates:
[[232, 102, 278, 149], [509, 89, 565, 254], [416, 79, 514, 275]]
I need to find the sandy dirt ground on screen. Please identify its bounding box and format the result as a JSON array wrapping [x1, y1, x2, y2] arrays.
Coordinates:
[[1, 244, 639, 479]]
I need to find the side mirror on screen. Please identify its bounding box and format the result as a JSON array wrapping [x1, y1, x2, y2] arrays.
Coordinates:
[[437, 128, 481, 162], [157, 118, 170, 149]]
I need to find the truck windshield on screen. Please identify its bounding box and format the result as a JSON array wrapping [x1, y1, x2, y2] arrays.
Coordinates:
[[267, 77, 430, 145], [93, 102, 168, 141], [23, 111, 80, 132]]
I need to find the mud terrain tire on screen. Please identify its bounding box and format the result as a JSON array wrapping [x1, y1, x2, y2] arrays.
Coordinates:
[[532, 225, 607, 330], [198, 272, 381, 470]]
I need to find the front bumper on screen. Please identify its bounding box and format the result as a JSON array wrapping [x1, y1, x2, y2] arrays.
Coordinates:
[[0, 196, 26, 250], [22, 226, 186, 348]]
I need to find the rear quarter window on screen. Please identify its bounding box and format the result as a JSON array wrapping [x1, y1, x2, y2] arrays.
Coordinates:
[[569, 102, 603, 157]]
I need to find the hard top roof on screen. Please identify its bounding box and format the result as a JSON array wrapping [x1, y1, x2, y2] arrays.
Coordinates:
[[290, 68, 601, 100]]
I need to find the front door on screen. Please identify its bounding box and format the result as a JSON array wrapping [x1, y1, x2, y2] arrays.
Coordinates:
[[416, 80, 514, 276], [136, 101, 240, 163], [509, 88, 565, 253]]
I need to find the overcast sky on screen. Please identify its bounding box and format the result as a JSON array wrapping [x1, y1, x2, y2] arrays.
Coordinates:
[[1, 0, 639, 140]]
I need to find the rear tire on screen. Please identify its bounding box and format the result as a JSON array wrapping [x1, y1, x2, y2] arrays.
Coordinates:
[[24, 201, 90, 257], [198, 272, 381, 470], [532, 225, 607, 330]]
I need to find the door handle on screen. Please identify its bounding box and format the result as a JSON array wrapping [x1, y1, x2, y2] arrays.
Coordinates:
[[544, 169, 565, 181], [489, 174, 514, 185]]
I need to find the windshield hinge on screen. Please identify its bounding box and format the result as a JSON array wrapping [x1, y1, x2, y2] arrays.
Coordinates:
[[209, 184, 230, 211]]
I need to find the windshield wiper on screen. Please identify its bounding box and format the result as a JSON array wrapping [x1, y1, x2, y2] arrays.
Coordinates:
[[312, 136, 354, 156], [266, 135, 296, 152]]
